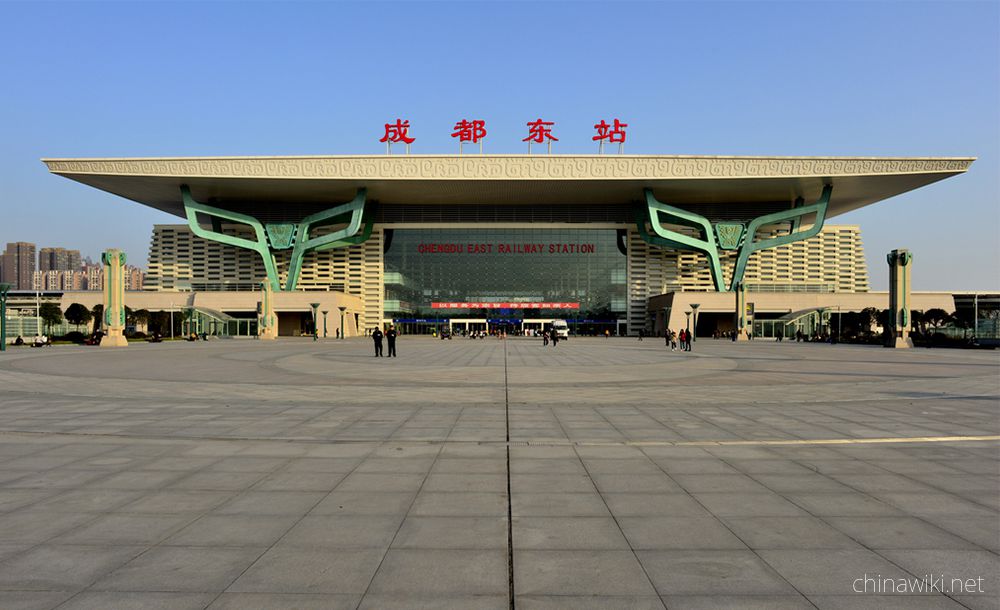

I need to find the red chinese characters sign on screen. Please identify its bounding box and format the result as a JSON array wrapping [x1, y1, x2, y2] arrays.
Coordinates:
[[377, 118, 629, 153], [451, 119, 487, 143], [432, 302, 580, 310], [379, 119, 415, 144], [593, 119, 627, 143], [523, 119, 558, 143]]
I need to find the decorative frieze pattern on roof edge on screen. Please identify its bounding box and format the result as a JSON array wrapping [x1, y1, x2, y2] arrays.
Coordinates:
[[44, 157, 972, 180]]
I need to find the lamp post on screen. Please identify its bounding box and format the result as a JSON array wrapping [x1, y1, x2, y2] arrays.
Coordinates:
[[338, 305, 347, 340], [690, 303, 700, 342], [321, 310, 329, 338], [310, 303, 320, 341], [685, 311, 692, 335], [169, 301, 174, 340], [974, 293, 979, 340], [0, 283, 11, 352]]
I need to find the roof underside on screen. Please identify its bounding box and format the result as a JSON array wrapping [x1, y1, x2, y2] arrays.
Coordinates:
[[43, 155, 974, 221]]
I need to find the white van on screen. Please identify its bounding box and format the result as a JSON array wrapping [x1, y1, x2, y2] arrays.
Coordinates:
[[551, 319, 569, 339]]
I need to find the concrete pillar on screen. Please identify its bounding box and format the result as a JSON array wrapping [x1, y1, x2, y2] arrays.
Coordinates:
[[886, 249, 914, 348], [100, 249, 128, 347], [734, 282, 750, 341], [258, 281, 277, 340]]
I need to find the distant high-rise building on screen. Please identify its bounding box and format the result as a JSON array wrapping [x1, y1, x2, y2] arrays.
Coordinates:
[[124, 265, 145, 291], [39, 247, 82, 272], [45, 271, 63, 291], [85, 264, 103, 291], [2, 242, 36, 290], [62, 270, 87, 291]]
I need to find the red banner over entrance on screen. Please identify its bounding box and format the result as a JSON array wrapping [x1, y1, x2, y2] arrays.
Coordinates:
[[431, 302, 580, 310]]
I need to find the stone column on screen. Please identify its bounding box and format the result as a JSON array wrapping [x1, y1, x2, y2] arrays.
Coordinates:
[[886, 249, 913, 348], [734, 282, 749, 341], [100, 249, 128, 347], [258, 281, 277, 340]]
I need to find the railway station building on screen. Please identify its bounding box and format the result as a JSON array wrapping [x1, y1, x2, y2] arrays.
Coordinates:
[[43, 155, 973, 338]]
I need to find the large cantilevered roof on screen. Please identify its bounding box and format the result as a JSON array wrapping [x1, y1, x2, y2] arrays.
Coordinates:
[[42, 155, 974, 219]]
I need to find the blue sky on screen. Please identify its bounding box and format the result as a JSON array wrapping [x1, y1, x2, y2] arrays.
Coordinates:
[[1, 0, 997, 289]]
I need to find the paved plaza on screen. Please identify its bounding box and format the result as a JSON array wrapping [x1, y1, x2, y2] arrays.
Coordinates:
[[0, 337, 997, 609]]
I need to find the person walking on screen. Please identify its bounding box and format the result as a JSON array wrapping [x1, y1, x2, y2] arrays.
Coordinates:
[[685, 329, 693, 352], [542, 330, 549, 346], [551, 330, 559, 347], [638, 328, 644, 341], [665, 328, 671, 348], [386, 325, 398, 357], [670, 330, 678, 351], [372, 327, 384, 357]]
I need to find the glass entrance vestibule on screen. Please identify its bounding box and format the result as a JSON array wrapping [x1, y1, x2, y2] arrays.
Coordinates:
[[387, 317, 625, 336]]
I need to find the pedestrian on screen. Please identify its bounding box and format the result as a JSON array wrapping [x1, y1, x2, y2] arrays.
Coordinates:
[[638, 328, 644, 341], [372, 327, 384, 357], [685, 329, 693, 352], [665, 328, 670, 348], [386, 325, 398, 357], [604, 329, 610, 339], [551, 330, 559, 347], [670, 330, 678, 351], [543, 330, 549, 346]]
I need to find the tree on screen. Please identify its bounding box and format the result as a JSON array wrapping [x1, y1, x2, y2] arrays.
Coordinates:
[[38, 303, 63, 335], [64, 303, 93, 331], [951, 310, 972, 331], [878, 309, 893, 341], [859, 307, 880, 334], [132, 309, 150, 329], [147, 311, 169, 335], [91, 304, 103, 333], [924, 308, 952, 330]]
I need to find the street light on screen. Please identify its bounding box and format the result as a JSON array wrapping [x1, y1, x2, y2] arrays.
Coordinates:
[[974, 293, 979, 341], [321, 310, 329, 338], [685, 311, 692, 335], [169, 301, 174, 340], [690, 303, 700, 342], [310, 303, 320, 341], [338, 305, 347, 340], [0, 283, 11, 352]]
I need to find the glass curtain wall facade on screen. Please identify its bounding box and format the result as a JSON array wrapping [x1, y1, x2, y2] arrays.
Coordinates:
[[385, 229, 626, 333]]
